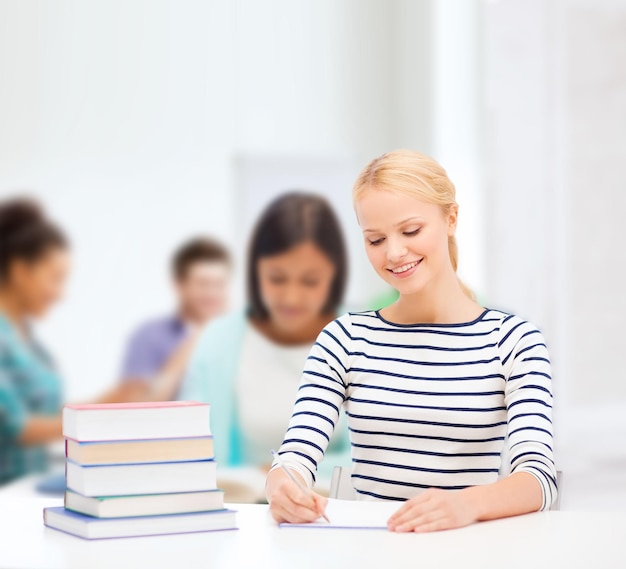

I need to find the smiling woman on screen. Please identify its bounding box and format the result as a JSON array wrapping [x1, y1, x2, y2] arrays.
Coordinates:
[[267, 150, 557, 532], [355, 149, 475, 307]]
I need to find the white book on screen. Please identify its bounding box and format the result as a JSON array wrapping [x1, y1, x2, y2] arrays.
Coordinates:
[[62, 401, 210, 442], [44, 507, 237, 539], [66, 460, 217, 497], [279, 498, 401, 529], [65, 489, 224, 518]]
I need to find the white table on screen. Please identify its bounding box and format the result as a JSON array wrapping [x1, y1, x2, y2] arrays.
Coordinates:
[[1, 495, 625, 569]]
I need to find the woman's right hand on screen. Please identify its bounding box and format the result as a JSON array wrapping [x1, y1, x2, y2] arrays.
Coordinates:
[[266, 468, 328, 524]]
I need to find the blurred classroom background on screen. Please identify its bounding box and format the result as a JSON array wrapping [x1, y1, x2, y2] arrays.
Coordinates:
[[1, 0, 625, 508]]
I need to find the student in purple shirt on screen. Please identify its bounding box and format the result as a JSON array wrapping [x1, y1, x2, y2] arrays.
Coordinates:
[[119, 238, 231, 400]]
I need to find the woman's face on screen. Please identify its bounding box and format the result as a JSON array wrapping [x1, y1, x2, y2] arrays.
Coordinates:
[[355, 189, 457, 296], [10, 247, 71, 318], [257, 241, 336, 334]]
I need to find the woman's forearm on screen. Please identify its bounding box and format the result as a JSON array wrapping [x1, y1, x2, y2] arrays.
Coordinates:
[[18, 415, 63, 445], [462, 471, 544, 521], [18, 383, 150, 446]]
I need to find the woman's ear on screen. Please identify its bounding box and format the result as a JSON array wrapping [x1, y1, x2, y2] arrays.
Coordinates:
[[447, 204, 459, 236]]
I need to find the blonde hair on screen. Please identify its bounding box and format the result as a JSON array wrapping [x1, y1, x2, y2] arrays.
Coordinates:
[[353, 149, 475, 300]]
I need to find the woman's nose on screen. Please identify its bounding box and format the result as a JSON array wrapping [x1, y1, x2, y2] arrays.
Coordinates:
[[386, 238, 408, 263]]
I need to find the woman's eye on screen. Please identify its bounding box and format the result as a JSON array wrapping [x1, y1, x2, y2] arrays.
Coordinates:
[[403, 228, 421, 236], [369, 238, 384, 246]]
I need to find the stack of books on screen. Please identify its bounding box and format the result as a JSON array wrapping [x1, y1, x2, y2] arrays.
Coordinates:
[[43, 401, 237, 539]]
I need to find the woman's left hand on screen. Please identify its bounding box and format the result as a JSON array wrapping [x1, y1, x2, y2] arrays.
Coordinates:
[[387, 488, 479, 533]]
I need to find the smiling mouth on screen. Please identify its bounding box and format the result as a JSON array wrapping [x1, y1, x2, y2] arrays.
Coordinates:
[[388, 259, 422, 274]]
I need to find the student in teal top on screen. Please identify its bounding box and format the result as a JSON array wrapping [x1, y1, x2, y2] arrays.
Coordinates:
[[0, 199, 68, 484], [0, 198, 144, 485], [180, 192, 350, 473]]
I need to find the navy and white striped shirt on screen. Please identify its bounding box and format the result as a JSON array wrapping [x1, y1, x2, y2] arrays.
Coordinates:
[[275, 309, 557, 510]]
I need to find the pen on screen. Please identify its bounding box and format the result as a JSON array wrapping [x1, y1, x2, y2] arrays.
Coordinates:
[[270, 449, 331, 523]]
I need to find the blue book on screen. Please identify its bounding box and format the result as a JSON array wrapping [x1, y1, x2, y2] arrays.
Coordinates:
[[43, 507, 237, 539]]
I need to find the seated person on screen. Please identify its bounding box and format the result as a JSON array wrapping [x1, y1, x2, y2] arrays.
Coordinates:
[[266, 150, 557, 530], [0, 198, 142, 485], [180, 192, 350, 479], [119, 238, 231, 400]]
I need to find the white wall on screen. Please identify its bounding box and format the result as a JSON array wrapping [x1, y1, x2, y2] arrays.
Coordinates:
[[483, 0, 567, 421], [484, 0, 626, 509], [0, 0, 523, 412], [564, 0, 626, 404], [484, 0, 626, 407], [0, 0, 238, 400], [0, 0, 420, 401]]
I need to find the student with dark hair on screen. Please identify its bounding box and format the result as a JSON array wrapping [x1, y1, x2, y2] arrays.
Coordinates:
[[180, 192, 349, 472], [119, 237, 231, 400], [0, 198, 68, 484], [0, 197, 141, 484]]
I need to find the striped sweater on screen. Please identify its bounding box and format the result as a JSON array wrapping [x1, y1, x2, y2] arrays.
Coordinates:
[[275, 309, 557, 510]]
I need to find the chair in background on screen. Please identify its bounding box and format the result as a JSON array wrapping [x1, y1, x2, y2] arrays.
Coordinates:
[[329, 466, 356, 500]]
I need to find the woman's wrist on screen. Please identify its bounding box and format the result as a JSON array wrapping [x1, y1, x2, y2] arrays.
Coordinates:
[[266, 467, 308, 502], [459, 485, 488, 522], [265, 467, 284, 501]]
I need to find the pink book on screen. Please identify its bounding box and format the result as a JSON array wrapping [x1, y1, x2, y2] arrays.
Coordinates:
[[63, 401, 211, 442], [65, 401, 207, 411]]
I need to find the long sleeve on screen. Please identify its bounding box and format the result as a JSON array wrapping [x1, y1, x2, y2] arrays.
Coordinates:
[[0, 369, 27, 441], [273, 315, 351, 487], [499, 315, 557, 510], [0, 322, 63, 484], [119, 326, 158, 381]]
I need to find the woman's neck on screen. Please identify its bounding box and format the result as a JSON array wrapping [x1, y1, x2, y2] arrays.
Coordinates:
[[251, 313, 334, 346], [381, 272, 482, 325], [0, 288, 28, 335]]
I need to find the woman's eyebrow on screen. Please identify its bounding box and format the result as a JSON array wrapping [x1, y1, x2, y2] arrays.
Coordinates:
[[395, 216, 425, 226], [363, 217, 425, 233]]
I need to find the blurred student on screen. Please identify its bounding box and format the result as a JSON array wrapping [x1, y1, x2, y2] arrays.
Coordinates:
[[119, 238, 231, 400], [0, 198, 140, 484], [180, 192, 349, 470], [266, 150, 557, 531]]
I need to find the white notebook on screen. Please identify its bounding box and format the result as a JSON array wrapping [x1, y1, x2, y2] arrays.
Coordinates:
[[279, 499, 401, 529]]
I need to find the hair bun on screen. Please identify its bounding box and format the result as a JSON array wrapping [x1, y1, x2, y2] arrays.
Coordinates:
[[0, 197, 46, 240]]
